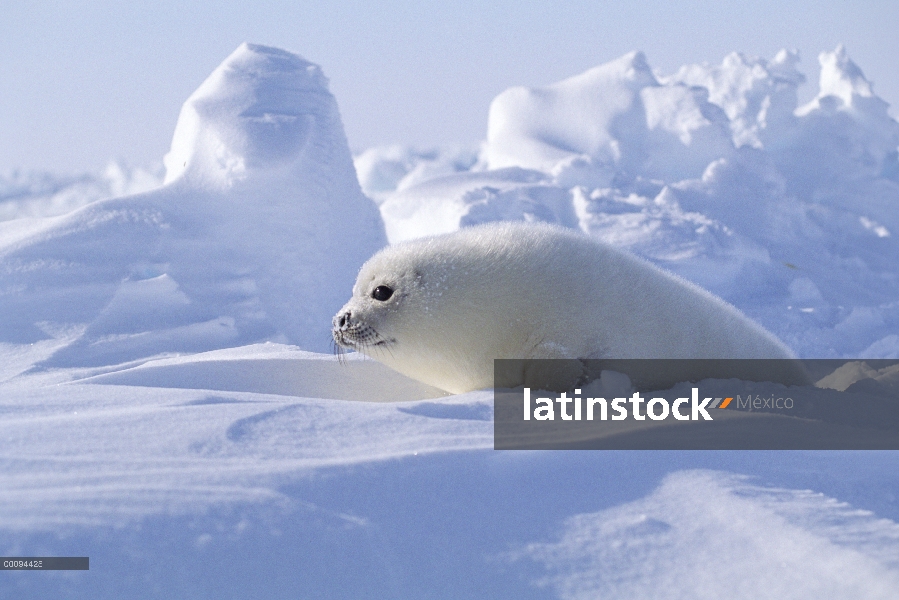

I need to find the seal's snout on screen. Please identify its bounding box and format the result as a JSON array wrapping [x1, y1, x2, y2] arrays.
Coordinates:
[[334, 310, 351, 330]]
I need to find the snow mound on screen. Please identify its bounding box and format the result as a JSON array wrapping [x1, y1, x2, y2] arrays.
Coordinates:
[[372, 46, 899, 358], [484, 51, 735, 183], [519, 470, 899, 599], [668, 49, 805, 150], [0, 43, 386, 365]]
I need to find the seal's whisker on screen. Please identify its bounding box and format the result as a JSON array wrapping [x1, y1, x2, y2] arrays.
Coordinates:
[[330, 329, 350, 366]]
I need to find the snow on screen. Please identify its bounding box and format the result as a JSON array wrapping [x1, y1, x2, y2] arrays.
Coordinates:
[[367, 46, 899, 360], [0, 43, 386, 362], [1, 42, 898, 597], [519, 470, 899, 599], [354, 144, 481, 204], [484, 50, 735, 182], [0, 161, 163, 221], [0, 344, 477, 531]]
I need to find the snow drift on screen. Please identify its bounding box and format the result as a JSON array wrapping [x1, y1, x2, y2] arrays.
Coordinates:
[[519, 470, 899, 599], [485, 50, 735, 183], [365, 46, 899, 359], [0, 43, 386, 365]]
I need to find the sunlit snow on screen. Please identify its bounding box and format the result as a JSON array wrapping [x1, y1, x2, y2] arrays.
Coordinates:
[[2, 42, 898, 598]]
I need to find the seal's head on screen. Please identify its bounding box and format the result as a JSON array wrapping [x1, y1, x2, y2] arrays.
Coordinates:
[[331, 254, 426, 356], [331, 224, 565, 392]]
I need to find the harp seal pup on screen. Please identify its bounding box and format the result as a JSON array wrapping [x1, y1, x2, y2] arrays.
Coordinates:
[[332, 222, 802, 394]]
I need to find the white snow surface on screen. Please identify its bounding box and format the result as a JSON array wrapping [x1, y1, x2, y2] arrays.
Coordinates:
[[0, 161, 163, 221], [2, 43, 899, 598], [366, 46, 899, 360], [0, 43, 386, 364], [519, 470, 899, 599]]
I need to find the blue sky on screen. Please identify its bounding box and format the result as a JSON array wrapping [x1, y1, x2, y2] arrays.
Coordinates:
[[2, 0, 897, 173]]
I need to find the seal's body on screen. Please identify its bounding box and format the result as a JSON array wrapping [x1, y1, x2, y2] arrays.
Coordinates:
[[333, 222, 797, 394]]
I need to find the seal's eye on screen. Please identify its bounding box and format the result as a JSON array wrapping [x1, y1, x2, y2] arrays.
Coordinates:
[[371, 285, 394, 301]]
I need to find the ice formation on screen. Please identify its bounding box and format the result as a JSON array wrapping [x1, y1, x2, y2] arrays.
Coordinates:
[[365, 47, 899, 358], [0, 43, 386, 364]]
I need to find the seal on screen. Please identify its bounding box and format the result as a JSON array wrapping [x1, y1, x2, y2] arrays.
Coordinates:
[[332, 222, 800, 394]]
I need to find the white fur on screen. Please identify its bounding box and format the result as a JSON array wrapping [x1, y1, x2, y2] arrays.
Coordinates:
[[333, 222, 796, 394]]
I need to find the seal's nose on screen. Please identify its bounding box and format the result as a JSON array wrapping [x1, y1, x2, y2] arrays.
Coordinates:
[[334, 310, 351, 330]]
